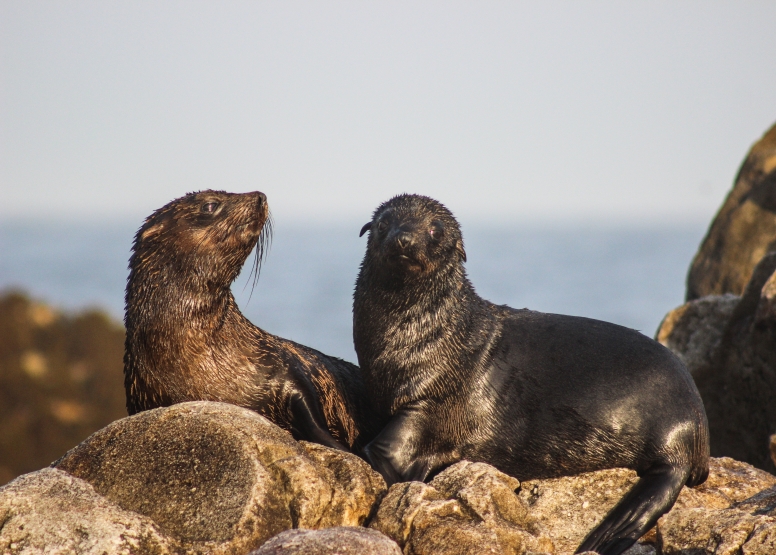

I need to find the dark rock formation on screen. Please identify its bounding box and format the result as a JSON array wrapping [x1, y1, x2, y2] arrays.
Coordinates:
[[687, 121, 776, 301], [0, 290, 127, 486], [658, 253, 776, 473], [47, 401, 385, 554], [251, 528, 401, 555]]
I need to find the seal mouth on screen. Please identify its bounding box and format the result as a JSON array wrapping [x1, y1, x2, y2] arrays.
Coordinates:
[[387, 251, 425, 273]]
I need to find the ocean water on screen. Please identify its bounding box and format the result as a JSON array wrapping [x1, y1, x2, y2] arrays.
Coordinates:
[[0, 220, 708, 364]]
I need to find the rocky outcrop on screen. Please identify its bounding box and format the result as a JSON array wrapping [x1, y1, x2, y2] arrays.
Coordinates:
[[0, 291, 127, 486], [370, 461, 554, 555], [658, 253, 776, 472], [657, 484, 776, 554], [512, 457, 776, 555], [251, 528, 401, 555], [367, 457, 776, 555], [655, 294, 739, 376], [0, 468, 180, 555], [687, 121, 776, 301], [1, 402, 385, 555]]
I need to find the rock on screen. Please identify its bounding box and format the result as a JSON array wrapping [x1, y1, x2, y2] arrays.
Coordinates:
[[656, 459, 776, 554], [657, 483, 776, 555], [511, 457, 776, 554], [369, 461, 553, 555], [0, 468, 180, 555], [655, 294, 739, 375], [251, 528, 402, 554], [671, 457, 776, 511], [687, 121, 776, 301], [658, 506, 776, 555], [517, 467, 639, 554], [771, 434, 776, 467], [53, 401, 386, 554], [658, 253, 776, 473]]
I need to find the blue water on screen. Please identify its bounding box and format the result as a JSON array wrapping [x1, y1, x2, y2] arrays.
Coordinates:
[[0, 220, 707, 364]]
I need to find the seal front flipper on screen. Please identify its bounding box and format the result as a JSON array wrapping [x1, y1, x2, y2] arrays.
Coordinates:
[[364, 409, 453, 485], [575, 464, 689, 555], [288, 390, 348, 452]]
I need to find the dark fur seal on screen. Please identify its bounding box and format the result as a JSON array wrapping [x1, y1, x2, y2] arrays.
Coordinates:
[[124, 190, 376, 453], [353, 194, 709, 555]]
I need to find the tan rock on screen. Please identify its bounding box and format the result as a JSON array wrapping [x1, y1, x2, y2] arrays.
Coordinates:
[[0, 468, 180, 555], [54, 401, 386, 555], [658, 506, 775, 555], [252, 527, 402, 554], [369, 461, 553, 555], [517, 467, 640, 554], [687, 121, 776, 301], [672, 457, 776, 511], [770, 434, 776, 467], [509, 457, 776, 554]]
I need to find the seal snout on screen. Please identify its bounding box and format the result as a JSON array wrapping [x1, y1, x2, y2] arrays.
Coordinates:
[[394, 229, 415, 251]]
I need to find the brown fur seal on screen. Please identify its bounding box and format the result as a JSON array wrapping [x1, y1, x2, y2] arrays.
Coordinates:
[[353, 194, 709, 555], [124, 190, 377, 453]]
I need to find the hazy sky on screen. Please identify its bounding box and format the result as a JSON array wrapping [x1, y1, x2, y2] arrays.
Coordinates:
[[2, 1, 775, 225]]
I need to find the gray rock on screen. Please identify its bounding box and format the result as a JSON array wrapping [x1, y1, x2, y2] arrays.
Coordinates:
[[687, 121, 776, 301], [659, 253, 776, 473], [0, 468, 180, 555], [252, 527, 401, 554], [53, 401, 386, 554], [656, 294, 739, 375], [369, 461, 554, 555]]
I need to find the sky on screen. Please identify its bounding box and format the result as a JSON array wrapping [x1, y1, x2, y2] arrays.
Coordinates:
[[2, 1, 775, 226]]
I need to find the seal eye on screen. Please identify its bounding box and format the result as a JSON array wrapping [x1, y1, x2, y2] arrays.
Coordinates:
[[429, 223, 444, 240], [201, 202, 220, 214], [376, 220, 387, 233]]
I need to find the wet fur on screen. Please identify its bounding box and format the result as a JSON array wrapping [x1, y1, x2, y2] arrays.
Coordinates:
[[353, 194, 709, 555], [124, 190, 377, 453]]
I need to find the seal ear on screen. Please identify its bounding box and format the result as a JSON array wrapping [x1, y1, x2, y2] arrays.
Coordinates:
[[359, 222, 372, 237], [456, 239, 467, 262]]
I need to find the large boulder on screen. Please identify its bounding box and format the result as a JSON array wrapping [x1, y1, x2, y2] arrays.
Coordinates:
[[658, 253, 776, 472], [0, 468, 180, 555], [686, 121, 776, 301], [655, 294, 739, 376], [252, 527, 401, 555], [657, 485, 776, 554], [38, 401, 385, 554], [514, 457, 776, 555], [369, 461, 554, 555], [369, 457, 776, 555]]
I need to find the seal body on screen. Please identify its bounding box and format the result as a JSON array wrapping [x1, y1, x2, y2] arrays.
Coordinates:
[[353, 194, 709, 555], [125, 190, 377, 453]]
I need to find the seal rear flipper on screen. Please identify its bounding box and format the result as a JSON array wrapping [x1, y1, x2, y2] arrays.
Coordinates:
[[575, 464, 689, 555]]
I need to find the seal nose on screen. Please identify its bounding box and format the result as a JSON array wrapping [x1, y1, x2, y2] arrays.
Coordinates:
[[255, 192, 267, 206], [396, 232, 413, 250]]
